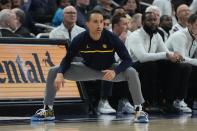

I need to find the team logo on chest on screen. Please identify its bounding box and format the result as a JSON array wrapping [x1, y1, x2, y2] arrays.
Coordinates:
[[102, 44, 107, 49]]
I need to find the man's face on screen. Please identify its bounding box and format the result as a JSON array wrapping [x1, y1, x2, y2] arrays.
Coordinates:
[[104, 18, 110, 30], [177, 5, 191, 22], [113, 8, 126, 16], [116, 17, 128, 34], [86, 13, 104, 34], [63, 7, 77, 24], [143, 13, 158, 31], [8, 13, 18, 30], [125, 0, 137, 11], [160, 16, 173, 30], [77, 0, 90, 6], [12, 0, 22, 7], [189, 20, 197, 40]]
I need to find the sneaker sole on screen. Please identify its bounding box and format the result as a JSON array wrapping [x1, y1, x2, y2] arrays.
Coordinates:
[[31, 116, 55, 121], [134, 119, 149, 123]]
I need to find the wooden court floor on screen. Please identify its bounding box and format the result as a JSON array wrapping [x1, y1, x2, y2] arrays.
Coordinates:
[[0, 114, 197, 131]]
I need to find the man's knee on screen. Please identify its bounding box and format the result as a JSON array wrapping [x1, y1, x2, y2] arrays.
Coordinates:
[[48, 66, 59, 75], [125, 67, 139, 76]]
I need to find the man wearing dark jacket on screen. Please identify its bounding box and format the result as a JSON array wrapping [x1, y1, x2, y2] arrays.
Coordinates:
[[31, 10, 149, 123]]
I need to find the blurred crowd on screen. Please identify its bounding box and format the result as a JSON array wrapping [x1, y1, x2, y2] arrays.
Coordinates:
[[0, 0, 196, 38]]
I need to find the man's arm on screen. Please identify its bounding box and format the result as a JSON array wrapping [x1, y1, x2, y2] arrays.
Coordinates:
[[166, 33, 197, 66], [113, 35, 133, 74], [58, 36, 81, 74], [126, 34, 167, 63], [54, 36, 81, 91]]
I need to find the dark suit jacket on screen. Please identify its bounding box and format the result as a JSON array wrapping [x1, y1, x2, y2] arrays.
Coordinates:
[[15, 26, 32, 37], [0, 29, 20, 37]]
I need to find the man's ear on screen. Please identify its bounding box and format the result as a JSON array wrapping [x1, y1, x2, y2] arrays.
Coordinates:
[[86, 22, 89, 28]]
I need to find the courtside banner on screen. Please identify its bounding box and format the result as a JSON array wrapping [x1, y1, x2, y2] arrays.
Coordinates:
[[0, 43, 79, 100]]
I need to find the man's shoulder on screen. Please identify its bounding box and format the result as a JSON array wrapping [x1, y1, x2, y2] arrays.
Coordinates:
[[167, 30, 187, 45], [171, 29, 187, 39], [50, 24, 63, 33], [74, 25, 86, 32]]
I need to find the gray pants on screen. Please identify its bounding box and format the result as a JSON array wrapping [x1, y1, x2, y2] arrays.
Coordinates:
[[44, 62, 145, 105]]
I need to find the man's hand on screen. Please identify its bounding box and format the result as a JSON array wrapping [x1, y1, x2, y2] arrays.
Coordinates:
[[102, 70, 116, 81], [119, 31, 127, 43], [166, 52, 184, 63], [174, 52, 184, 62], [54, 73, 64, 91]]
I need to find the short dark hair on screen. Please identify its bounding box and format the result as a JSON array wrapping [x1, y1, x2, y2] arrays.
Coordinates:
[[142, 12, 153, 22], [104, 15, 111, 20], [111, 14, 126, 29], [160, 15, 169, 23], [86, 10, 103, 21], [188, 13, 197, 24]]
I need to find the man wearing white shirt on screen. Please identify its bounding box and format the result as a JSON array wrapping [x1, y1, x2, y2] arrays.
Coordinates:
[[125, 12, 192, 113], [159, 15, 173, 42], [166, 13, 197, 103], [49, 6, 85, 42], [171, 4, 191, 34]]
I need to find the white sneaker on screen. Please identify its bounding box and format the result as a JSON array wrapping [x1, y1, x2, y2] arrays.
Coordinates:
[[134, 111, 149, 123], [173, 99, 192, 113], [97, 99, 116, 114], [117, 99, 135, 114]]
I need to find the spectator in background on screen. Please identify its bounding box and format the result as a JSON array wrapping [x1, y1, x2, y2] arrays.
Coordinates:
[[172, 0, 193, 11], [121, 0, 141, 17], [12, 8, 32, 37], [50, 6, 85, 42], [166, 13, 197, 107], [0, 0, 11, 10], [112, 14, 135, 114], [125, 12, 192, 113], [52, 0, 71, 27], [145, 6, 161, 25], [0, 9, 19, 37], [130, 13, 142, 32], [76, 0, 90, 28], [103, 15, 111, 30], [189, 0, 197, 14], [171, 4, 191, 34], [112, 14, 130, 43], [11, 0, 23, 8], [111, 7, 126, 16], [159, 15, 173, 42], [145, 6, 172, 43], [93, 0, 112, 17]]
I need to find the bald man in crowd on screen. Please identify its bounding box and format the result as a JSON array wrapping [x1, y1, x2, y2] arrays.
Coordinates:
[[171, 4, 191, 34]]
